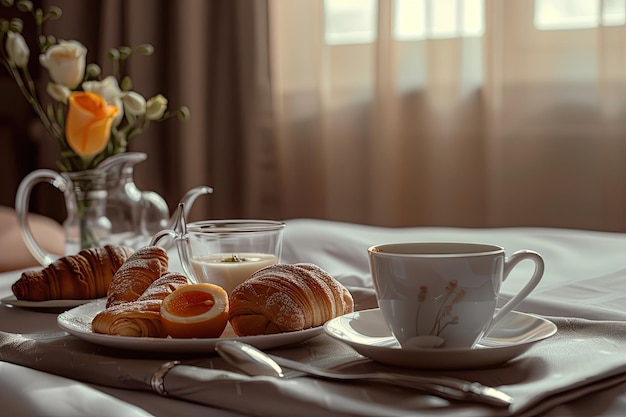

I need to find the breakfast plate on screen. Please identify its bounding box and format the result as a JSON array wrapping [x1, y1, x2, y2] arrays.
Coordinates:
[[323, 308, 557, 370], [57, 299, 324, 353], [1, 295, 97, 310]]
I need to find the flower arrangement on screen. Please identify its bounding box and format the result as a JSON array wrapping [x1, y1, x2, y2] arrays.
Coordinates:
[[0, 0, 190, 172]]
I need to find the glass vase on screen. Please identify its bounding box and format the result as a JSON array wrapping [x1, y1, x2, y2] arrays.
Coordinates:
[[63, 169, 112, 254]]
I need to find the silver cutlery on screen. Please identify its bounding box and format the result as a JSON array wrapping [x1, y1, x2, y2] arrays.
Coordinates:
[[215, 340, 514, 409]]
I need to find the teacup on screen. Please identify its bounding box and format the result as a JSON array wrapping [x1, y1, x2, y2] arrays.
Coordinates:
[[367, 242, 544, 349], [151, 206, 285, 293]]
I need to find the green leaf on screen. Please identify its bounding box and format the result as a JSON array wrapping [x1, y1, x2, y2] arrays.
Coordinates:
[[56, 105, 65, 128], [0, 0, 15, 8], [46, 103, 55, 123], [0, 19, 9, 33], [126, 127, 143, 142]]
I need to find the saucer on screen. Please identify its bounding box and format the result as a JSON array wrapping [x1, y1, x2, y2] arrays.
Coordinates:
[[323, 308, 557, 370]]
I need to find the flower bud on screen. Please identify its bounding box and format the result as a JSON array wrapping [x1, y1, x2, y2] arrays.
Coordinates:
[[121, 91, 147, 116], [145, 94, 168, 120], [136, 43, 154, 55], [46, 82, 70, 103], [6, 31, 29, 68]]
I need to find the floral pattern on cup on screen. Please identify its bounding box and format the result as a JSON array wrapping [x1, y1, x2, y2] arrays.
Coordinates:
[[417, 280, 466, 337]]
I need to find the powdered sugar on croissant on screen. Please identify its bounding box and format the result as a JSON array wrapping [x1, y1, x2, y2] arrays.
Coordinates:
[[105, 246, 169, 308], [228, 263, 354, 336]]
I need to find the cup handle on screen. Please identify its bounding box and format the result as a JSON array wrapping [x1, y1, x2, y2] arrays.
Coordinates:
[[487, 250, 544, 334]]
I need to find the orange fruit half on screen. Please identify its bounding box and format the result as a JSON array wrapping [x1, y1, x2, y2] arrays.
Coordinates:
[[160, 283, 229, 338]]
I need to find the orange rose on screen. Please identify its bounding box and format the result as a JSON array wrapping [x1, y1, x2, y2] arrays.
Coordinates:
[[66, 92, 119, 158]]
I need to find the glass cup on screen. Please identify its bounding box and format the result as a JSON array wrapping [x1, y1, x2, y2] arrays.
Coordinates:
[[367, 242, 544, 349], [152, 216, 285, 294]]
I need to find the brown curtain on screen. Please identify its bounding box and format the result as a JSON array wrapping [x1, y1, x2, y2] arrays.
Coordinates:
[[268, 0, 626, 231], [35, 0, 277, 222], [10, 0, 626, 232]]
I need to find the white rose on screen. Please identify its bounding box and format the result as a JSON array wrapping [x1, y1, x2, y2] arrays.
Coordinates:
[[39, 40, 87, 89], [6, 32, 30, 68], [145, 94, 168, 120], [121, 91, 147, 116], [82, 75, 124, 125], [46, 82, 71, 103]]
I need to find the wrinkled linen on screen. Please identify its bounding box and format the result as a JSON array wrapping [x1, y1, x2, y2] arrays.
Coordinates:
[[2, 219, 626, 417], [1, 313, 626, 416]]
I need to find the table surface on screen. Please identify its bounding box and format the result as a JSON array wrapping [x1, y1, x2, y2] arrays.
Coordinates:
[[2, 218, 626, 417]]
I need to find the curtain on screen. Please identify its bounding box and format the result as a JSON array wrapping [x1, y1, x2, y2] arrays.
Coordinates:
[[37, 0, 276, 222], [269, 0, 626, 231], [30, 0, 626, 231]]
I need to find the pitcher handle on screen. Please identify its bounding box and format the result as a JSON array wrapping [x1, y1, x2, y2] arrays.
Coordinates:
[[149, 229, 198, 284], [15, 169, 68, 266], [487, 250, 544, 334]]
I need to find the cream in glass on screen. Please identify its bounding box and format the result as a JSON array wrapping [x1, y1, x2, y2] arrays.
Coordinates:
[[191, 253, 278, 294]]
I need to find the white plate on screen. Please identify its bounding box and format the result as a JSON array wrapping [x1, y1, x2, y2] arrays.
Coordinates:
[[1, 295, 98, 310], [323, 308, 557, 370], [57, 299, 324, 353]]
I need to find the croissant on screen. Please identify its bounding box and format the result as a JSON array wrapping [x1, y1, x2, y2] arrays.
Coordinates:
[[136, 272, 188, 302], [228, 263, 354, 336], [106, 246, 169, 308], [93, 271, 188, 337], [11, 245, 134, 301], [91, 299, 166, 337]]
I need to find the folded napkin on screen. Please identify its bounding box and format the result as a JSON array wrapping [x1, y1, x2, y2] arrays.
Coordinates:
[[1, 315, 626, 417]]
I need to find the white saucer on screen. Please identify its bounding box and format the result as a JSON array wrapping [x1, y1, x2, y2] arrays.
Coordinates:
[[323, 308, 557, 370], [57, 299, 324, 353], [1, 295, 97, 310]]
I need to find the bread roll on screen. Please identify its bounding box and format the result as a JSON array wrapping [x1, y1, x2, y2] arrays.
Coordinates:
[[11, 245, 134, 301], [228, 263, 354, 336]]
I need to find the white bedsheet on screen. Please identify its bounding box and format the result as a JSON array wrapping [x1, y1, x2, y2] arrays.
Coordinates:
[[1, 218, 625, 417]]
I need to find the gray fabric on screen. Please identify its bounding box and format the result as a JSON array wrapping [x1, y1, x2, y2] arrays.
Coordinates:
[[1, 316, 626, 416]]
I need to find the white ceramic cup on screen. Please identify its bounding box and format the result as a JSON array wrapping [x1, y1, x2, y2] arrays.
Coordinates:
[[367, 242, 544, 349]]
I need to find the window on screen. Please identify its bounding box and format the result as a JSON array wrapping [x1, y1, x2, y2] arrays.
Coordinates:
[[324, 0, 485, 45], [534, 0, 626, 30], [394, 0, 484, 40], [324, 0, 377, 45]]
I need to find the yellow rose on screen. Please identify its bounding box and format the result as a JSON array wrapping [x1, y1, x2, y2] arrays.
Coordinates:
[[65, 92, 119, 158]]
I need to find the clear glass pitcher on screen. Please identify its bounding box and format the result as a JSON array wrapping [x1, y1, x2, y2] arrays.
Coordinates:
[[15, 168, 112, 266], [16, 153, 213, 266], [97, 152, 212, 249]]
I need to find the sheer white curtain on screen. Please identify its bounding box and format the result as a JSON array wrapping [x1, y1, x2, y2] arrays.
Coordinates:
[[268, 0, 626, 231]]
